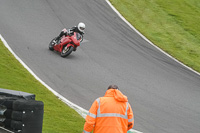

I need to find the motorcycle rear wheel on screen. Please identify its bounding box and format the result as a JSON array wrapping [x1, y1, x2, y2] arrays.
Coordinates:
[[61, 46, 74, 57], [49, 38, 56, 51]]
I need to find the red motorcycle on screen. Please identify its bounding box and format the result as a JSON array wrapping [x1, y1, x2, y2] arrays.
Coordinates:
[[49, 30, 83, 57]]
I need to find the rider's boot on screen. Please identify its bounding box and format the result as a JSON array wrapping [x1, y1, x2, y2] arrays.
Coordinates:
[[54, 36, 60, 43], [53, 37, 60, 45], [54, 31, 65, 44]]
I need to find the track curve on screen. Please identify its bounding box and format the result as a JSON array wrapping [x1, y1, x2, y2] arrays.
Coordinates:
[[0, 0, 200, 133]]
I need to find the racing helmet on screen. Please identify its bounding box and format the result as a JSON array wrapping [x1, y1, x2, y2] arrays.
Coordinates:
[[78, 22, 85, 33]]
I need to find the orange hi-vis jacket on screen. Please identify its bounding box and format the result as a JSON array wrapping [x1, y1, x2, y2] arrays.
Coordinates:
[[83, 89, 134, 133]]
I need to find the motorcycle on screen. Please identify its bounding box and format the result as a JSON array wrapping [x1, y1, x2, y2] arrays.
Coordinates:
[[49, 30, 83, 57]]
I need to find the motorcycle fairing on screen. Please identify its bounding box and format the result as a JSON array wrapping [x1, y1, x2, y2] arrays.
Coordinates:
[[54, 37, 71, 52], [52, 32, 81, 53]]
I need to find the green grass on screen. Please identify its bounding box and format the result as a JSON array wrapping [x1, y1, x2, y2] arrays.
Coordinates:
[[1, 0, 199, 132], [110, 0, 200, 72], [0, 40, 85, 132]]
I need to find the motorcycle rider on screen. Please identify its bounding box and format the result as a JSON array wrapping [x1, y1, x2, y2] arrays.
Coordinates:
[[54, 22, 85, 43]]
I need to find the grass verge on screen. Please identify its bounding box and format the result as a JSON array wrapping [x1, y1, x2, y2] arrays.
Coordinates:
[[0, 39, 85, 133], [109, 0, 200, 73]]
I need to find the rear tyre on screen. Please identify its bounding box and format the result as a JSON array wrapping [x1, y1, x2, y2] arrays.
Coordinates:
[[49, 38, 56, 51], [60, 45, 74, 57]]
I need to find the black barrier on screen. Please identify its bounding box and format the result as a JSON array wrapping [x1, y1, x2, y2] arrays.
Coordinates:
[[0, 88, 44, 133]]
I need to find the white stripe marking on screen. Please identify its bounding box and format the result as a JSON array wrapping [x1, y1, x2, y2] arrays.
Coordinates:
[[0, 34, 88, 119], [1, 34, 140, 133], [105, 0, 200, 77]]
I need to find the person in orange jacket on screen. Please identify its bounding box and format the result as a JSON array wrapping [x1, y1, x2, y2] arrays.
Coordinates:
[[83, 85, 134, 133]]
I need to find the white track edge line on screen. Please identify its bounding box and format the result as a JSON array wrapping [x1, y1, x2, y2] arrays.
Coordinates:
[[105, 0, 200, 77], [0, 127, 14, 133], [0, 34, 140, 133], [1, 34, 140, 133], [106, 0, 200, 132], [0, 34, 88, 118]]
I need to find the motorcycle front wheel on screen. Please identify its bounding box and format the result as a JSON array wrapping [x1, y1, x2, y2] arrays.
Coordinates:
[[61, 46, 74, 57]]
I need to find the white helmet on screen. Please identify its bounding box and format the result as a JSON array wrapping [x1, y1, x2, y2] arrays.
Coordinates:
[[78, 22, 85, 33]]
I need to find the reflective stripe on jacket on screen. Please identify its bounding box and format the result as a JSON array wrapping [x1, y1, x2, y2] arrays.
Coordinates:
[[83, 89, 134, 133]]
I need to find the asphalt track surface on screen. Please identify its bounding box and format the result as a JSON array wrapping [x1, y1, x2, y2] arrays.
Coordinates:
[[0, 0, 200, 133]]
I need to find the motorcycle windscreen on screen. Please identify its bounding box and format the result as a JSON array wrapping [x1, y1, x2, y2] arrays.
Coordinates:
[[71, 33, 80, 46], [76, 33, 82, 40]]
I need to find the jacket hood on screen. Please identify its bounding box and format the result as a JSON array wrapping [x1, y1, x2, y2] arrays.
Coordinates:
[[104, 89, 128, 102]]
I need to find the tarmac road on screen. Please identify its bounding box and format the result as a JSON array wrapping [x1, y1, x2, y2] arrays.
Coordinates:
[[0, 0, 200, 133]]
